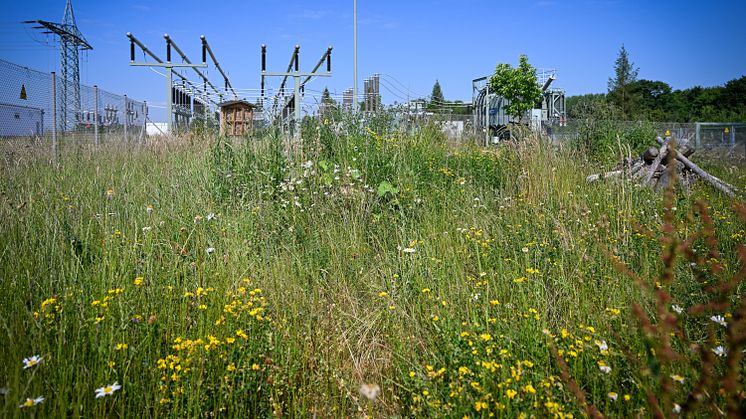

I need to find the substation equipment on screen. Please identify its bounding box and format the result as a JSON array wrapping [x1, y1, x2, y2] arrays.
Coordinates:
[[472, 70, 566, 144]]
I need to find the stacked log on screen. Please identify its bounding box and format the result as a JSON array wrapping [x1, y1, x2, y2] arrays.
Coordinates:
[[586, 137, 738, 197]]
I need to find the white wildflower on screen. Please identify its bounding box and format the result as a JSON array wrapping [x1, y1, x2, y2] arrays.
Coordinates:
[[22, 355, 42, 370], [95, 382, 121, 398], [710, 315, 727, 327], [18, 396, 44, 408], [359, 383, 380, 401], [670, 374, 685, 384]]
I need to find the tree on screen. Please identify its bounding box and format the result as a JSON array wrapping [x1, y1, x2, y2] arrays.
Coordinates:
[[321, 87, 336, 106], [627, 79, 672, 120], [320, 87, 339, 119], [608, 45, 639, 118], [430, 80, 445, 105], [488, 54, 542, 120]]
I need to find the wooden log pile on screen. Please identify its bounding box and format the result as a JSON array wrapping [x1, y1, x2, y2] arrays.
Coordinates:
[[586, 137, 738, 197]]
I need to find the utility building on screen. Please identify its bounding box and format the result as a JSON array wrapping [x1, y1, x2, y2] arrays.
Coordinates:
[[218, 100, 254, 137]]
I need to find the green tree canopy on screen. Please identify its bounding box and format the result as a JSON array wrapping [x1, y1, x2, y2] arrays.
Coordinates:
[[608, 45, 639, 118], [430, 80, 445, 105], [321, 87, 336, 106], [488, 54, 542, 120]]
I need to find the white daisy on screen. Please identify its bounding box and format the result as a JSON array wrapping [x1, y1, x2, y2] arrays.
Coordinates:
[[671, 305, 684, 314], [712, 346, 727, 357], [19, 396, 44, 408], [22, 355, 42, 369], [710, 315, 727, 327], [206, 247, 215, 254], [607, 392, 618, 401], [359, 383, 380, 401], [599, 365, 612, 374], [673, 403, 681, 413], [95, 382, 121, 398], [402, 247, 416, 254], [595, 340, 609, 351]]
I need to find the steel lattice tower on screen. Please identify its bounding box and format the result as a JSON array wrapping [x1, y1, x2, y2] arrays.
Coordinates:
[[28, 0, 92, 131]]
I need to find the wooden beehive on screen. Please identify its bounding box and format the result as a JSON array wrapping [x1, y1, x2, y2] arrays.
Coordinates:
[[218, 100, 254, 137]]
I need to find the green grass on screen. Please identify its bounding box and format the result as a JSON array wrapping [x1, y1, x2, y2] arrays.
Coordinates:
[[0, 125, 744, 417]]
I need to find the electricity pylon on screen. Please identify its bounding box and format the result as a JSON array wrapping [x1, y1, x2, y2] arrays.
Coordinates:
[[27, 0, 93, 132]]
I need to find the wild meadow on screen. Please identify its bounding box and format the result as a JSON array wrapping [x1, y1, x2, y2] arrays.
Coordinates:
[[1, 118, 745, 418]]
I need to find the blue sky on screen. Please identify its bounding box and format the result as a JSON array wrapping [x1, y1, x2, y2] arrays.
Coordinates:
[[2, 0, 745, 121]]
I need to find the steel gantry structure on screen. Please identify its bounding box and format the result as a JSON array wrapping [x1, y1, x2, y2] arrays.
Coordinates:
[[26, 0, 92, 132], [261, 45, 333, 138], [127, 33, 237, 133]]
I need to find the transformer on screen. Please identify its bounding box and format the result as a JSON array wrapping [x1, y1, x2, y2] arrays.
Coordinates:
[[472, 69, 566, 141]]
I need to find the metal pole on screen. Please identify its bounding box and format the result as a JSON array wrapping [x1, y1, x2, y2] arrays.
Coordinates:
[[93, 85, 99, 146], [294, 74, 301, 140], [142, 101, 147, 144], [484, 84, 489, 146], [363, 79, 369, 112], [353, 0, 357, 113], [166, 66, 173, 134], [695, 122, 701, 148], [473, 88, 477, 138], [123, 94, 128, 141], [51, 72, 57, 156]]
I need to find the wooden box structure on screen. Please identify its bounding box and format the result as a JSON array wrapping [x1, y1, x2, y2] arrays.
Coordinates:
[[218, 100, 254, 136]]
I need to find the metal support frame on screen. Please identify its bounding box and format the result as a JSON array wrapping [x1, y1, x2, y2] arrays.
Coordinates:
[[123, 94, 128, 140], [127, 33, 207, 133], [484, 84, 489, 146], [201, 36, 236, 99], [353, 0, 358, 113], [51, 72, 57, 155], [262, 45, 333, 139], [28, 0, 93, 134], [264, 71, 331, 138], [128, 63, 206, 132], [93, 85, 99, 145]]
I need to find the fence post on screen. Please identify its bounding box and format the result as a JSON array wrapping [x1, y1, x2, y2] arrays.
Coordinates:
[[123, 94, 128, 141], [93, 85, 99, 146], [484, 84, 489, 147], [51, 72, 57, 158], [729, 124, 735, 147], [141, 101, 148, 145]]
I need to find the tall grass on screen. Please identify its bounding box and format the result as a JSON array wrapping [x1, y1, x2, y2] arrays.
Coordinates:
[[0, 124, 744, 417]]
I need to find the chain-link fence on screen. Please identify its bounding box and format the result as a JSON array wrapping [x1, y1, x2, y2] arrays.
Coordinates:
[[551, 119, 746, 155], [0, 58, 147, 145]]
